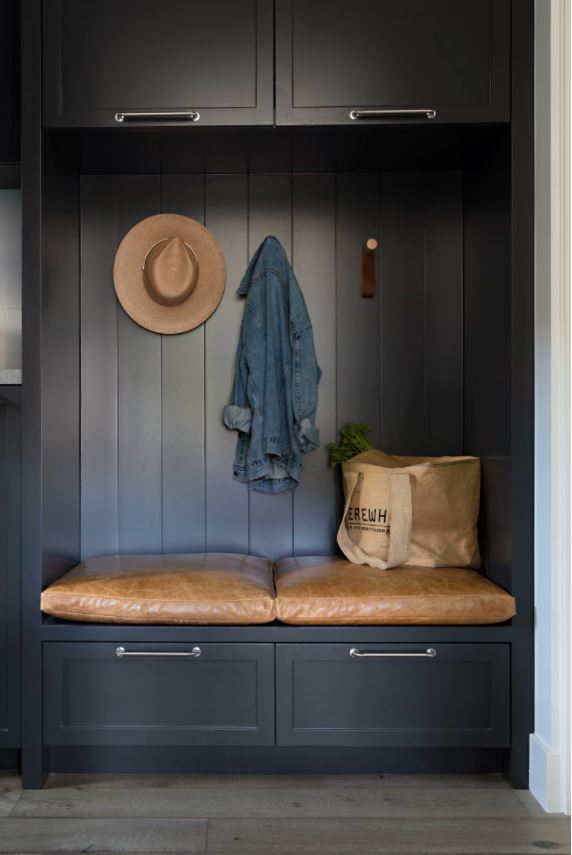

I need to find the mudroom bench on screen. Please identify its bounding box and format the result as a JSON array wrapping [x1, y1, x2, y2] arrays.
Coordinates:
[[37, 554, 516, 779]]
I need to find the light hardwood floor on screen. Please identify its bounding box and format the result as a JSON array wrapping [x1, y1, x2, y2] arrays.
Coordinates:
[[0, 770, 569, 853]]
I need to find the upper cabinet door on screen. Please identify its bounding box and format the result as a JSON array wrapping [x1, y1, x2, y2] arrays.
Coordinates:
[[43, 0, 274, 127], [276, 0, 510, 125]]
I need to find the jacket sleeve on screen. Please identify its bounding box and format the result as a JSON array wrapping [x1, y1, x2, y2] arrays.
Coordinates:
[[292, 326, 321, 452], [223, 328, 252, 435]]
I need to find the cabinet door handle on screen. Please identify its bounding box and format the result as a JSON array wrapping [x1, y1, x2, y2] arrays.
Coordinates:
[[114, 111, 200, 123], [349, 108, 437, 121], [116, 646, 201, 658], [349, 647, 437, 659]]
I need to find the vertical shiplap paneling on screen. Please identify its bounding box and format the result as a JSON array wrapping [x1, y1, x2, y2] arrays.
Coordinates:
[[41, 173, 81, 581], [248, 173, 294, 561], [423, 172, 464, 455], [80, 175, 119, 559], [379, 173, 425, 454], [79, 169, 466, 560], [292, 173, 338, 555], [160, 175, 207, 552], [116, 176, 163, 553], [336, 174, 381, 445], [204, 174, 249, 553]]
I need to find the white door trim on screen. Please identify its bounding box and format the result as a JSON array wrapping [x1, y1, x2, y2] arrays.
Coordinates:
[[532, 0, 571, 815]]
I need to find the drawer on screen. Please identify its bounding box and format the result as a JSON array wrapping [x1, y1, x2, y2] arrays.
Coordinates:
[[44, 642, 274, 746], [276, 643, 510, 748]]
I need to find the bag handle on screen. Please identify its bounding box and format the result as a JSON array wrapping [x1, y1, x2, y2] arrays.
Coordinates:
[[337, 470, 413, 569]]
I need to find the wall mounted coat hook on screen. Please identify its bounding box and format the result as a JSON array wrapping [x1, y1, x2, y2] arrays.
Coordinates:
[[361, 238, 378, 298]]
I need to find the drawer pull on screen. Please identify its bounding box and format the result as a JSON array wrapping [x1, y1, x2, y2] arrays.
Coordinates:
[[115, 646, 201, 658], [349, 108, 437, 121], [349, 647, 437, 659], [114, 111, 200, 123]]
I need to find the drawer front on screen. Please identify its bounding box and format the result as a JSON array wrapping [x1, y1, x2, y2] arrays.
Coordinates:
[[45, 643, 274, 746], [276, 643, 510, 747]]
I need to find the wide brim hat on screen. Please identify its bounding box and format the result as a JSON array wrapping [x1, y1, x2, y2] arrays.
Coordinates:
[[113, 213, 226, 334]]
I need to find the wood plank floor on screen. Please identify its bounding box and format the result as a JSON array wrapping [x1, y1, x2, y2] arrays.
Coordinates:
[[0, 770, 569, 854]]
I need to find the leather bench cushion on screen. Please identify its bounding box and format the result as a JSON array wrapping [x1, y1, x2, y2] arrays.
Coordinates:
[[275, 556, 516, 625], [41, 553, 275, 625]]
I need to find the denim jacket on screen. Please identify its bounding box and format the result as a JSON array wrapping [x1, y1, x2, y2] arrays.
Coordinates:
[[223, 236, 321, 493]]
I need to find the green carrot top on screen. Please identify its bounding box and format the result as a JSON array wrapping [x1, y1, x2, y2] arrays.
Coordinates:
[[327, 422, 373, 468]]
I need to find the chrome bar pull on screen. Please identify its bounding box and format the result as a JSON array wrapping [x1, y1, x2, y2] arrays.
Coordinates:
[[349, 647, 437, 659], [349, 108, 437, 121], [114, 111, 200, 123], [116, 646, 201, 658]]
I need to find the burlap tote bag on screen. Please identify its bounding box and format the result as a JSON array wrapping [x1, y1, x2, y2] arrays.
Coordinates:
[[337, 449, 481, 569]]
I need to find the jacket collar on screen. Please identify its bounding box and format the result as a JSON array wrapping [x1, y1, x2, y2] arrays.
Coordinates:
[[237, 236, 287, 295]]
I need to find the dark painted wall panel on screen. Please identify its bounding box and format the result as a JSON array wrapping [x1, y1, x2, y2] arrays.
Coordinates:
[[336, 174, 381, 446], [80, 175, 119, 558], [116, 176, 163, 553], [423, 172, 463, 455], [78, 171, 465, 562], [379, 173, 463, 455], [292, 174, 338, 554], [379, 173, 425, 453], [204, 174, 250, 553], [42, 171, 80, 583], [160, 175, 207, 553]]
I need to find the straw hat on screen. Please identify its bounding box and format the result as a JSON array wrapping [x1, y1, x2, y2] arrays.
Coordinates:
[[113, 214, 226, 334]]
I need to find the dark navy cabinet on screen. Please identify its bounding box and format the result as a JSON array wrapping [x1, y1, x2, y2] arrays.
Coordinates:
[[276, 643, 510, 748], [42, 0, 274, 127], [276, 0, 510, 125], [20, 0, 534, 788], [0, 389, 20, 754], [42, 0, 510, 129]]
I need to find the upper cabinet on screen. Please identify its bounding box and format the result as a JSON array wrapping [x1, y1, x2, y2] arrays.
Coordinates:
[[0, 0, 20, 160], [275, 0, 510, 125], [43, 0, 511, 129], [43, 0, 274, 127]]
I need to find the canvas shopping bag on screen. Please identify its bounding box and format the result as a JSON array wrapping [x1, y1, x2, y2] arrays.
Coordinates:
[[337, 449, 481, 570]]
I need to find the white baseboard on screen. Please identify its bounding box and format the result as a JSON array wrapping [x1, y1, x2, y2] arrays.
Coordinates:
[[530, 733, 566, 813]]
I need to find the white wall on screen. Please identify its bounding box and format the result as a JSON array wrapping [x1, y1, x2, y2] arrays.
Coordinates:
[[531, 0, 571, 815]]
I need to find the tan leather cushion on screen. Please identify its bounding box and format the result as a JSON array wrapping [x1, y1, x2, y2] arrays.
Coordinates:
[[275, 556, 516, 625], [41, 553, 275, 625]]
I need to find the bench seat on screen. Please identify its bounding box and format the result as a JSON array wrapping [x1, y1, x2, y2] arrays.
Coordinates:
[[42, 553, 516, 627], [41, 553, 275, 625], [275, 556, 516, 625]]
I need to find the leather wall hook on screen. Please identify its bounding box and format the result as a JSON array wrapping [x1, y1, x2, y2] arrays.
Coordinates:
[[361, 238, 378, 298]]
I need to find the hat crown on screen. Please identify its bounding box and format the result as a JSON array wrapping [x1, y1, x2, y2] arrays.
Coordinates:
[[144, 236, 198, 306]]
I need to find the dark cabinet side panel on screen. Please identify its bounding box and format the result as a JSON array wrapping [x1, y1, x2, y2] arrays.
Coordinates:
[[0, 389, 20, 748], [276, 643, 510, 747]]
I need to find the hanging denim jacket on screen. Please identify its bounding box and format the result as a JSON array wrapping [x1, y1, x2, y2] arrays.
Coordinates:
[[223, 236, 321, 493]]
